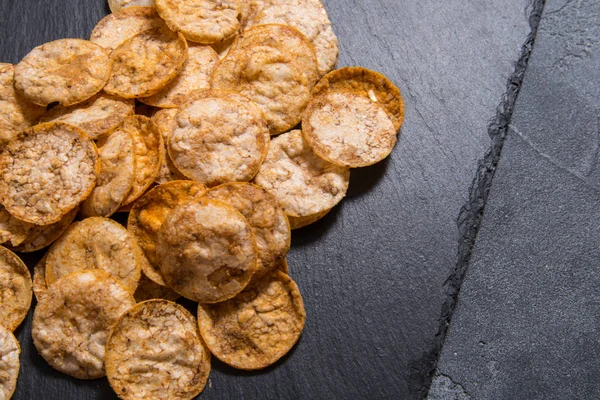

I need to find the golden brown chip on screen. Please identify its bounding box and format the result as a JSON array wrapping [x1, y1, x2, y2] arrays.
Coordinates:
[[155, 0, 240, 44], [80, 128, 136, 218], [108, 0, 155, 13], [157, 198, 258, 303], [127, 180, 207, 286], [0, 325, 20, 400], [151, 109, 186, 184], [91, 7, 163, 51], [197, 270, 305, 370], [140, 44, 219, 108], [253, 129, 349, 219], [0, 122, 99, 226], [205, 182, 290, 277], [45, 217, 143, 294], [133, 274, 180, 303], [168, 89, 270, 186], [8, 207, 78, 253], [105, 26, 188, 99], [288, 208, 331, 229], [106, 300, 210, 400], [278, 257, 289, 274], [0, 205, 34, 247], [32, 270, 136, 379], [39, 93, 135, 141], [32, 253, 48, 302], [14, 39, 112, 107], [0, 246, 32, 331], [211, 24, 318, 135], [0, 63, 45, 147]]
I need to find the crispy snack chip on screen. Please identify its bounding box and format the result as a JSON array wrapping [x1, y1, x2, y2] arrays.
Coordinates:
[[94, 7, 162, 50], [106, 300, 210, 400], [33, 253, 48, 301], [105, 26, 188, 98], [8, 207, 78, 253], [157, 198, 258, 303], [288, 208, 331, 230], [45, 217, 143, 294], [168, 89, 270, 186], [0, 246, 32, 331], [0, 122, 99, 226], [151, 109, 186, 184], [0, 325, 20, 400], [14, 39, 112, 107], [32, 270, 136, 379], [205, 182, 290, 277], [197, 270, 305, 370], [133, 274, 179, 303], [0, 205, 34, 248], [108, 0, 155, 13], [211, 24, 318, 135], [128, 180, 207, 286]]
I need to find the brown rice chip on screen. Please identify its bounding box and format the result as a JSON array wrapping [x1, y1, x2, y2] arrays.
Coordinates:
[[14, 39, 112, 107], [0, 325, 20, 400], [197, 270, 305, 370], [133, 274, 180, 303], [240, 0, 325, 30], [105, 26, 188, 99], [8, 207, 78, 253], [108, 0, 155, 13], [211, 24, 318, 135], [32, 270, 136, 379], [106, 300, 210, 400], [40, 93, 135, 141], [253, 129, 349, 218], [288, 208, 330, 229], [0, 63, 45, 147], [0, 246, 31, 331], [93, 7, 162, 51], [205, 182, 290, 277], [168, 89, 270, 186], [157, 198, 258, 303], [0, 122, 99, 226], [278, 258, 289, 274], [151, 109, 186, 184], [80, 128, 136, 218], [0, 205, 34, 248], [140, 44, 219, 108], [155, 0, 240, 44], [33, 253, 48, 301], [128, 180, 207, 286], [45, 217, 143, 294]]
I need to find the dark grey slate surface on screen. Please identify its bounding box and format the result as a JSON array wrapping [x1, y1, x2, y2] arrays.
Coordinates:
[[430, 0, 600, 398], [1, 0, 534, 398]]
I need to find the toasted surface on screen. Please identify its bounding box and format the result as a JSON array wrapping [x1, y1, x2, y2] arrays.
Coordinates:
[[45, 217, 142, 294], [168, 89, 270, 186], [303, 90, 397, 167], [141, 44, 219, 108], [197, 270, 305, 370], [205, 182, 290, 277], [32, 253, 48, 301], [14, 39, 112, 107], [80, 128, 136, 218], [108, 0, 155, 13], [105, 26, 188, 98], [240, 0, 326, 30], [0, 325, 20, 400], [253, 129, 349, 217], [288, 208, 330, 229], [157, 198, 258, 303], [91, 7, 163, 51], [40, 93, 135, 141], [0, 205, 34, 247], [133, 274, 180, 302], [128, 180, 207, 286], [8, 207, 78, 253], [151, 109, 186, 184], [0, 122, 99, 225], [211, 24, 318, 135], [0, 246, 32, 331], [106, 300, 210, 400], [32, 270, 136, 379], [155, 0, 240, 44], [0, 63, 45, 147]]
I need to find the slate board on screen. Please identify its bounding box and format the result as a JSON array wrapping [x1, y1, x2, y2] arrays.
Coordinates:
[[0, 1, 534, 398]]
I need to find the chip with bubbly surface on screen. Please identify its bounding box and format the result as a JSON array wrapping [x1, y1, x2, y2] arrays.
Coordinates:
[[7, 207, 78, 253], [92, 7, 163, 51], [0, 325, 20, 400], [0, 246, 32, 331], [108, 0, 155, 13], [151, 109, 186, 184]]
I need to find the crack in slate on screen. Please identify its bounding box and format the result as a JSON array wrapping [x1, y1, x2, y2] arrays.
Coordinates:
[[407, 0, 547, 398]]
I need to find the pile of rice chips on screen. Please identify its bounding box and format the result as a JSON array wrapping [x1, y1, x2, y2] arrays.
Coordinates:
[[0, 0, 404, 398]]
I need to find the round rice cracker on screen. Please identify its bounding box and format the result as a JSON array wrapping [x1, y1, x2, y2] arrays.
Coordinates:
[[107, 0, 156, 16], [151, 109, 186, 184], [140, 44, 219, 108], [0, 122, 99, 226], [155, 0, 240, 44], [0, 246, 32, 331], [253, 129, 349, 219], [91, 6, 163, 52], [211, 24, 318, 135], [14, 39, 112, 107], [288, 208, 331, 230], [205, 182, 290, 277], [157, 198, 258, 303], [39, 92, 135, 141], [106, 300, 211, 400], [197, 270, 305, 370], [133, 274, 179, 303], [7, 207, 78, 253], [32, 270, 136, 379], [33, 253, 48, 302], [0, 205, 34, 248], [168, 89, 270, 187], [128, 180, 208, 286], [80, 127, 136, 218], [105, 26, 188, 99], [0, 63, 45, 147], [0, 325, 20, 400]]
